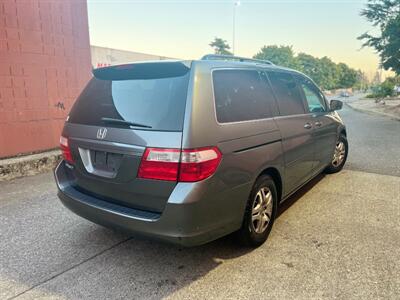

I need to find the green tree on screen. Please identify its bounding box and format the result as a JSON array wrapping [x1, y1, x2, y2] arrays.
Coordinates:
[[315, 56, 340, 90], [380, 79, 395, 96], [337, 63, 359, 88], [354, 70, 370, 91], [253, 45, 361, 90], [253, 45, 299, 69], [358, 0, 400, 74], [297, 54, 355, 89], [369, 77, 396, 97], [209, 37, 232, 55], [297, 53, 324, 87]]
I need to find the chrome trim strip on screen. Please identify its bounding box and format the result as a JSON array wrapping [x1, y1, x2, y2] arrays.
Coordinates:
[[78, 148, 94, 174], [71, 137, 145, 156]]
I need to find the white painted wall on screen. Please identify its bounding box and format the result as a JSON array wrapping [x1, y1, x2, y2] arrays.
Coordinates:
[[90, 46, 174, 68]]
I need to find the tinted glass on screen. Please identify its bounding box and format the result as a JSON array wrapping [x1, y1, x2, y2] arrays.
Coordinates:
[[213, 69, 275, 123], [298, 76, 326, 113], [267, 71, 305, 116], [68, 71, 190, 131]]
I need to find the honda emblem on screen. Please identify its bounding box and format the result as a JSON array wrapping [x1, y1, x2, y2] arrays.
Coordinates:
[[97, 128, 107, 139]]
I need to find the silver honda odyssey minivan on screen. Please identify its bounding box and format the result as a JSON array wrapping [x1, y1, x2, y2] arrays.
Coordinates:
[[55, 55, 348, 247]]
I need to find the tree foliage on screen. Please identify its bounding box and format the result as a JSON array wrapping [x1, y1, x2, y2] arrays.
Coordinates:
[[209, 37, 232, 55], [337, 63, 359, 89], [254, 45, 299, 69], [368, 76, 399, 97], [208, 39, 362, 90], [358, 0, 400, 74], [253, 45, 361, 90], [354, 70, 370, 91]]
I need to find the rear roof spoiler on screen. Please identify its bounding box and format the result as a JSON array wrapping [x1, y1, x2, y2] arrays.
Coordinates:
[[93, 61, 190, 80]]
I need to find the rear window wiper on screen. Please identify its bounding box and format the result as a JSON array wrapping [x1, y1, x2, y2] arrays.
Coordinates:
[[101, 117, 152, 129]]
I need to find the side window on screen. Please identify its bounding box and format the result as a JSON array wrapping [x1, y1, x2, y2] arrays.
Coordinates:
[[267, 71, 305, 116], [298, 76, 326, 113], [213, 69, 275, 123]]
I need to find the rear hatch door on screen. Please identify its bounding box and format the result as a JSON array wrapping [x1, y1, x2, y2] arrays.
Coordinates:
[[63, 61, 191, 213]]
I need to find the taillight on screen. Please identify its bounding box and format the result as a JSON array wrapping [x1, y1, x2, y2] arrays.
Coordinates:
[[138, 148, 180, 181], [60, 136, 73, 163], [138, 147, 222, 182], [179, 147, 222, 182]]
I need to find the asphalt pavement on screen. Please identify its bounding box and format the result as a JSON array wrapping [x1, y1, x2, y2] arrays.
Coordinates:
[[339, 96, 400, 177], [1, 100, 399, 299]]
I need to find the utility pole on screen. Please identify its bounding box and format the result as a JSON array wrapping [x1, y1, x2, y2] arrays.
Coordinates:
[[232, 1, 240, 55]]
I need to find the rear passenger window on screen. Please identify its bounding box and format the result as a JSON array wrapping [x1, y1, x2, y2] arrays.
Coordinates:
[[213, 70, 275, 123], [267, 71, 305, 116]]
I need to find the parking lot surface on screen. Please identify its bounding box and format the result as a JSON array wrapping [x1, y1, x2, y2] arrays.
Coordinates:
[[339, 99, 400, 177], [1, 169, 399, 299]]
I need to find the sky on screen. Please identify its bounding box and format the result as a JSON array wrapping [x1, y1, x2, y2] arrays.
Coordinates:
[[87, 0, 388, 79]]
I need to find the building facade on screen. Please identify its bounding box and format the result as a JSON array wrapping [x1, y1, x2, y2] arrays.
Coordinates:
[[91, 45, 173, 68], [0, 0, 92, 158]]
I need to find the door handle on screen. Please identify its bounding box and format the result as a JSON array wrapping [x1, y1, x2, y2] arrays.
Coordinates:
[[304, 123, 312, 129], [315, 121, 322, 127]]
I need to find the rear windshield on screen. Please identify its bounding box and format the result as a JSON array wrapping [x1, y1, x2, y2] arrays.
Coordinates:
[[68, 64, 190, 131]]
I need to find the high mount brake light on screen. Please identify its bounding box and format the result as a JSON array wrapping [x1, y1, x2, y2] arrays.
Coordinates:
[[60, 136, 73, 163], [138, 147, 222, 182]]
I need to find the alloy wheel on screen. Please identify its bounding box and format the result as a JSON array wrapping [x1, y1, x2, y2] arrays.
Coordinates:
[[251, 187, 273, 234], [332, 141, 346, 167]]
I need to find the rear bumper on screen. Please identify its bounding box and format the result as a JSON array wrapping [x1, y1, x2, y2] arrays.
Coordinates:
[[55, 161, 247, 246]]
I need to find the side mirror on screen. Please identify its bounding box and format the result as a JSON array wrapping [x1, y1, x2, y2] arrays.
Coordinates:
[[330, 99, 343, 111]]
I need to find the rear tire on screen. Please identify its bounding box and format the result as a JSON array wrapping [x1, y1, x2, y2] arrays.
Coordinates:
[[325, 134, 348, 174], [237, 175, 278, 247]]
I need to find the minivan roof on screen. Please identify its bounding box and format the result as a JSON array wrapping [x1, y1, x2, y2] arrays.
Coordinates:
[[193, 59, 293, 72], [92, 55, 299, 75]]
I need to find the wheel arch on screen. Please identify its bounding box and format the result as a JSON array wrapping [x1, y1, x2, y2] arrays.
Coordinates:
[[338, 126, 347, 137], [258, 167, 283, 202]]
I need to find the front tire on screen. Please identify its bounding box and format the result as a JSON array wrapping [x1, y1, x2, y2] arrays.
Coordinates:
[[237, 175, 278, 247], [325, 134, 348, 174]]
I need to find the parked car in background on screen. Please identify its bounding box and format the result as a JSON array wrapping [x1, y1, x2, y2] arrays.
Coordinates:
[[55, 55, 348, 247], [340, 91, 350, 97], [394, 85, 400, 96]]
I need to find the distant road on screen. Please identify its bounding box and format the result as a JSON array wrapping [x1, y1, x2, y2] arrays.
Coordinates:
[[337, 95, 400, 177]]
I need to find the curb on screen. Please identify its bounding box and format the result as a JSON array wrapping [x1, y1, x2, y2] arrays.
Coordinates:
[[345, 102, 400, 122], [0, 150, 61, 181]]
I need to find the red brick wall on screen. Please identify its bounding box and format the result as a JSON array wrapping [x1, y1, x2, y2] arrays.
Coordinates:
[[0, 0, 92, 158]]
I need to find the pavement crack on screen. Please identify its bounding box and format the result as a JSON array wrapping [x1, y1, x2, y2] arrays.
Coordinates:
[[7, 236, 132, 300]]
